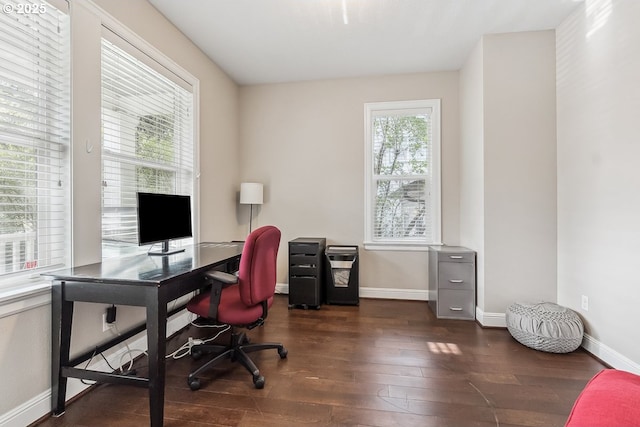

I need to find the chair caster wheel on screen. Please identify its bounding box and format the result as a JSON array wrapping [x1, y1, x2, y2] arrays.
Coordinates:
[[187, 376, 201, 391], [191, 349, 203, 360], [253, 375, 265, 389], [278, 347, 288, 359]]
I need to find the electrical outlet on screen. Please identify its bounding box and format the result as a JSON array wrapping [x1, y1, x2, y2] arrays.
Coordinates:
[[581, 295, 589, 311], [102, 312, 115, 332]]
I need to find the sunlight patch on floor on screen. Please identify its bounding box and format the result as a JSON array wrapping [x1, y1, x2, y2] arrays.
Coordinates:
[[427, 341, 462, 355]]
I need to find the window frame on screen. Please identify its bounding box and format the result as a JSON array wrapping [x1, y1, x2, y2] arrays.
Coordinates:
[[363, 99, 442, 251]]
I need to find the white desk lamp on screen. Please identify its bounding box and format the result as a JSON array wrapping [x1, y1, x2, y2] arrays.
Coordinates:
[[240, 182, 263, 233]]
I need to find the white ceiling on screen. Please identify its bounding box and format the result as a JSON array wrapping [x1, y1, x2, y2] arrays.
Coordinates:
[[148, 0, 583, 86]]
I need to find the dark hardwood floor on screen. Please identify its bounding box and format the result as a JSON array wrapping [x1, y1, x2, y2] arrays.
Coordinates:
[[35, 296, 605, 427]]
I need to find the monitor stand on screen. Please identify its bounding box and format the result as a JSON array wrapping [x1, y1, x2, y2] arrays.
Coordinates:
[[148, 240, 185, 256]]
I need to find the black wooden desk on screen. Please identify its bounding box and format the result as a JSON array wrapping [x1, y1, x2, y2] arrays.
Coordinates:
[[45, 242, 243, 427]]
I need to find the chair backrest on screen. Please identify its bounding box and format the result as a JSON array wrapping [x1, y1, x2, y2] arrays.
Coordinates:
[[237, 225, 281, 307]]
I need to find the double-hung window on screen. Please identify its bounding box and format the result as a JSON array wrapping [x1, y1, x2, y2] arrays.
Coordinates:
[[0, 0, 70, 285], [101, 32, 194, 258], [364, 99, 441, 250]]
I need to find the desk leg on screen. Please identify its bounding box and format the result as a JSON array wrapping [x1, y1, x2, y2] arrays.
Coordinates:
[[146, 300, 167, 427], [51, 281, 73, 416]]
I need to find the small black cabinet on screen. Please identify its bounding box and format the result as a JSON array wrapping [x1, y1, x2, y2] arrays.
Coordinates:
[[288, 237, 326, 309]]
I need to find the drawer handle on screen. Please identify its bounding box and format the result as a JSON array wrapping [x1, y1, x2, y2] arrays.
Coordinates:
[[448, 279, 464, 284], [449, 307, 463, 311], [449, 255, 463, 259]]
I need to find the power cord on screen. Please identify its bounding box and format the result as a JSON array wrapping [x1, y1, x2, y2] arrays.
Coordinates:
[[79, 347, 122, 385], [111, 322, 140, 374], [118, 348, 147, 375], [166, 324, 231, 360], [80, 349, 98, 385], [190, 319, 229, 328], [80, 313, 230, 383]]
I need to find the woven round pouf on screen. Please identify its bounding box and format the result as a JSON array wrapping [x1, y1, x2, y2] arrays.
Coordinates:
[[506, 302, 584, 353]]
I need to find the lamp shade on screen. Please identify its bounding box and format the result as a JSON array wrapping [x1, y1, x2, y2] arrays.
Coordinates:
[[240, 182, 263, 205]]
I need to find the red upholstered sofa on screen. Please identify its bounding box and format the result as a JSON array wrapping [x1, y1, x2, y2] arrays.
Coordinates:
[[565, 369, 640, 426]]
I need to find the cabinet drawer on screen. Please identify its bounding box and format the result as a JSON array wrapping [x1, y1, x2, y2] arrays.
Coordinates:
[[438, 262, 475, 291], [289, 277, 320, 306], [437, 252, 475, 263], [289, 254, 320, 266], [289, 276, 318, 289], [289, 243, 320, 255], [289, 265, 319, 277], [437, 289, 475, 319]]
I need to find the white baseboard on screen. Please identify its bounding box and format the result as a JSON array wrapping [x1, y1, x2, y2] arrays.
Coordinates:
[[0, 389, 51, 427], [475, 306, 506, 328], [275, 283, 428, 301], [360, 287, 428, 300], [581, 333, 640, 375], [0, 309, 193, 427]]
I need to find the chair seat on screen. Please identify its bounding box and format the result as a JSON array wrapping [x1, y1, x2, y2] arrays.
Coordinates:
[[187, 284, 274, 325]]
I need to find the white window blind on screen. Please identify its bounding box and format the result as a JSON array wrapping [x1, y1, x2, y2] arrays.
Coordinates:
[[364, 100, 441, 249], [101, 37, 194, 258], [0, 0, 70, 280]]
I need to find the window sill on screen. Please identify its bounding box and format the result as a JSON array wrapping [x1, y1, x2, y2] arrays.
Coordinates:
[[363, 242, 440, 252], [0, 282, 51, 319]]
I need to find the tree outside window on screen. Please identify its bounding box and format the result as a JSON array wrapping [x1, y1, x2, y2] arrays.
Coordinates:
[[0, 144, 37, 270], [135, 114, 176, 194], [373, 115, 428, 239]]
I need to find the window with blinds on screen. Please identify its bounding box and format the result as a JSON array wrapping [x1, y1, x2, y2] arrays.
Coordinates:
[[101, 37, 194, 258], [364, 100, 441, 248], [0, 0, 70, 280]]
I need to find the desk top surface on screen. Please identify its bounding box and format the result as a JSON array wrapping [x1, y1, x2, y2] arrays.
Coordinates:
[[43, 242, 243, 285]]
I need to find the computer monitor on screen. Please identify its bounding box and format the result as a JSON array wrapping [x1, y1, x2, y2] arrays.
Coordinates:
[[137, 192, 192, 256]]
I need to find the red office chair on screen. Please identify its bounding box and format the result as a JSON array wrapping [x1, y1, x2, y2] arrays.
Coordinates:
[[186, 225, 287, 390]]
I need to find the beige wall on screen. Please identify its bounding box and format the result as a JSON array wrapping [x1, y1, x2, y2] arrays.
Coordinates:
[[557, 0, 640, 370], [0, 304, 51, 419], [239, 72, 460, 290], [459, 31, 558, 322], [459, 39, 486, 310], [482, 31, 558, 314]]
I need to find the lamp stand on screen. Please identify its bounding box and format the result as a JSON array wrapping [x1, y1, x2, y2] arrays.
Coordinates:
[[249, 204, 254, 234]]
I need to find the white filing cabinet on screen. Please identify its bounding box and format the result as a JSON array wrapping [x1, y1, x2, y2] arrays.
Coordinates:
[[428, 246, 476, 320]]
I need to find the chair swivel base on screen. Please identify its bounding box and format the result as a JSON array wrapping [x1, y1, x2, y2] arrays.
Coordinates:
[[187, 332, 287, 390]]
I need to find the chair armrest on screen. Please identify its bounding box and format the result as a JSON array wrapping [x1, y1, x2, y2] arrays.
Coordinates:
[[203, 270, 238, 319], [205, 270, 239, 285]]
